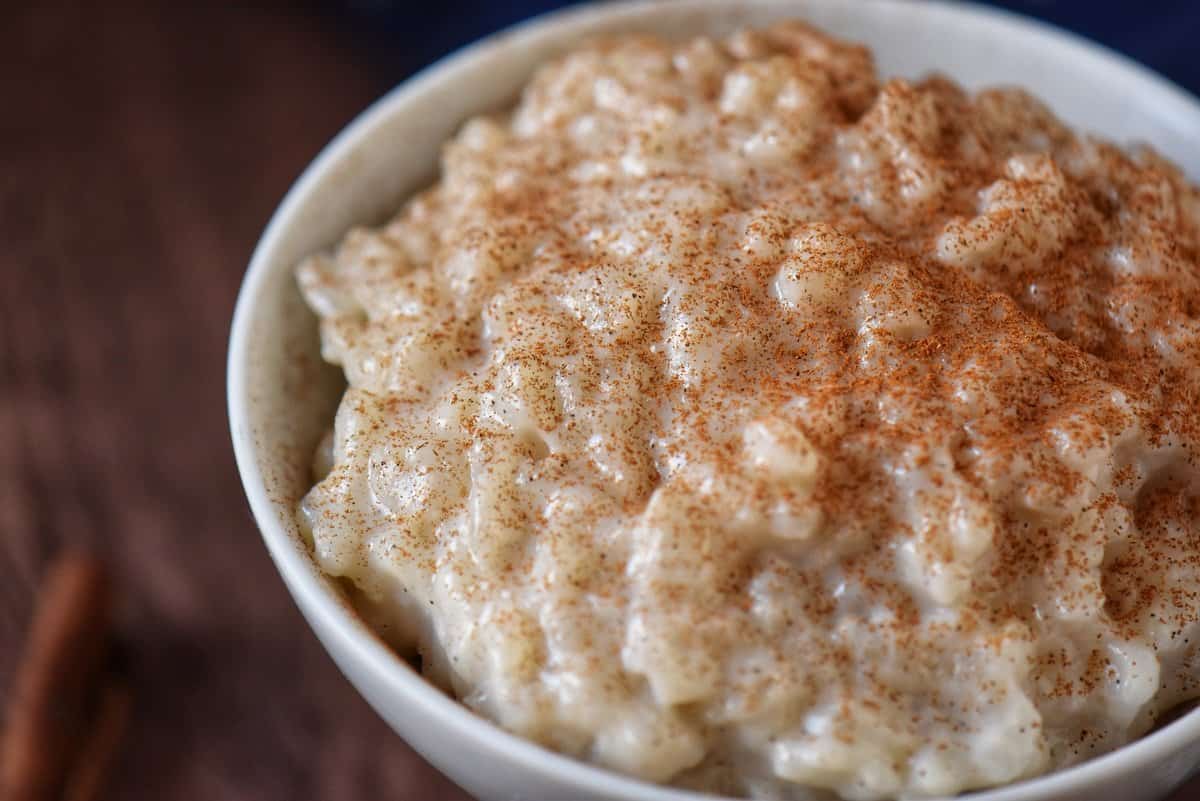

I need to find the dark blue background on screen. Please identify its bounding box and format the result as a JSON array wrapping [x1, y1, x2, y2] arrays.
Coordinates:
[[339, 1, 1200, 98]]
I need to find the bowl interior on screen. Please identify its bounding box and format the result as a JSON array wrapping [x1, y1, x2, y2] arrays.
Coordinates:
[[228, 2, 1200, 799]]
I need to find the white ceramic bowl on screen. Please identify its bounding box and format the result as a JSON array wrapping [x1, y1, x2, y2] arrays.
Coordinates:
[[228, 2, 1200, 799]]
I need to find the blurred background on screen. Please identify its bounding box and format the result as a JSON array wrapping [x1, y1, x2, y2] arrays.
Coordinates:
[[2, 1, 1198, 799]]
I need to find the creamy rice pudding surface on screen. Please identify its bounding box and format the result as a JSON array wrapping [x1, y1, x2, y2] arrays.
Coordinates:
[[296, 22, 1200, 801]]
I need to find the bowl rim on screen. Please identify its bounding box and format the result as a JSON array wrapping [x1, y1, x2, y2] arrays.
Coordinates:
[[228, 1, 1200, 799]]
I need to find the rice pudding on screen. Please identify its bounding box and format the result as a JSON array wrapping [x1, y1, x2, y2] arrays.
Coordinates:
[[296, 21, 1200, 800]]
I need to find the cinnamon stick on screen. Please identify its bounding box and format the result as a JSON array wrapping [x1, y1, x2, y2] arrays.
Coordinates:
[[1, 551, 112, 801], [60, 677, 130, 801]]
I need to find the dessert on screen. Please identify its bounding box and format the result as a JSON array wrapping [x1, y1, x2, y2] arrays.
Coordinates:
[[296, 22, 1200, 800]]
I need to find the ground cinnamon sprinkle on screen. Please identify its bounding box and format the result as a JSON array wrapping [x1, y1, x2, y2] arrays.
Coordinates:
[[296, 21, 1200, 801]]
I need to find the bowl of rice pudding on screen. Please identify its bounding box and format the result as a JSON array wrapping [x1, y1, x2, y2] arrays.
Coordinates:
[[227, 1, 1200, 799]]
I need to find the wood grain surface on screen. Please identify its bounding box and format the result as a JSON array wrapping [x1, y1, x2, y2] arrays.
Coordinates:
[[1, 2, 469, 798], [1, 2, 1197, 800]]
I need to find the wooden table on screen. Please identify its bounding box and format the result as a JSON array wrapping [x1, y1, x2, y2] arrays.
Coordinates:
[[1, 2, 468, 798], [0, 2, 1196, 799]]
